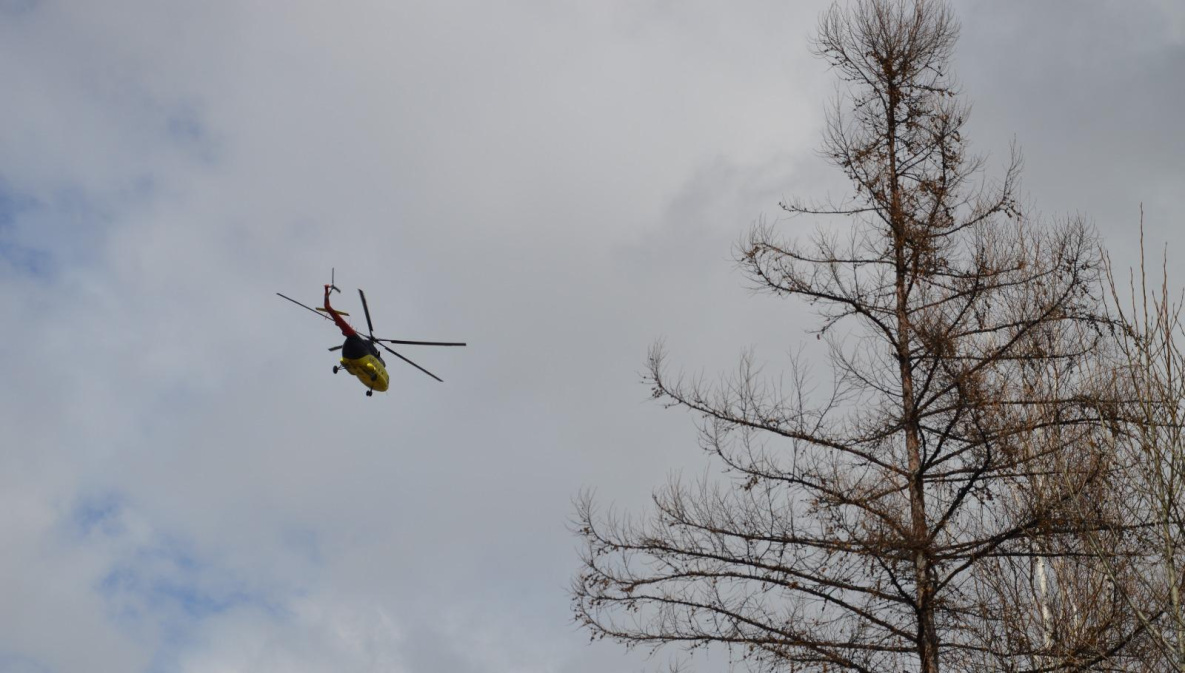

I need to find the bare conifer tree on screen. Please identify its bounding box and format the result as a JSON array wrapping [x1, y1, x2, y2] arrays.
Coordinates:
[[572, 1, 1121, 671]]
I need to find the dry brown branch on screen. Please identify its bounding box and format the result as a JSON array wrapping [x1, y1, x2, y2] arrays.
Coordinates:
[[573, 1, 1144, 671]]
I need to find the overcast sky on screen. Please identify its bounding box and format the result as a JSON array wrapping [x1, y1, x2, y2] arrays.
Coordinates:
[[0, 2, 1181, 672]]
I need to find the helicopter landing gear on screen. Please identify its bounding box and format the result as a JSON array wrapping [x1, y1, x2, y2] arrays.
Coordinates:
[[366, 389, 373, 397], [333, 366, 340, 374]]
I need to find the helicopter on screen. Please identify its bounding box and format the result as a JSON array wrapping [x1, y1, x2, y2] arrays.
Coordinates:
[[277, 272, 466, 396]]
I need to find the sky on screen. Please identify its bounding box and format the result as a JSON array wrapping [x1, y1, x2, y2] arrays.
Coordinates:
[[0, 1, 1181, 672]]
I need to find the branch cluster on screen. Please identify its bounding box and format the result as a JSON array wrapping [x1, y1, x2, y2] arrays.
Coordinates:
[[572, 2, 1180, 671]]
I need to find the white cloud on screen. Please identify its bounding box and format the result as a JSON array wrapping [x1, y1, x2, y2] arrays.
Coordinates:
[[174, 594, 406, 673], [0, 1, 1180, 672]]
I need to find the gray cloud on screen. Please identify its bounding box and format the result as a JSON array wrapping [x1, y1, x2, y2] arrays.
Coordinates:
[[0, 1, 1180, 672]]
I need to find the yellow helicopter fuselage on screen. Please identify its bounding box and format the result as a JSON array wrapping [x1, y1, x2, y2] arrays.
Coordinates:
[[340, 353, 390, 393]]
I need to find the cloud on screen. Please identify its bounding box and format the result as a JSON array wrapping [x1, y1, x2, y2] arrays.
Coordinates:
[[954, 0, 1185, 260], [0, 1, 1180, 672], [172, 594, 407, 673]]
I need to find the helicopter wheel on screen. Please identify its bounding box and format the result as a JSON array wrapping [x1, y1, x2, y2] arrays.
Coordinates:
[[333, 366, 339, 374], [366, 389, 373, 397]]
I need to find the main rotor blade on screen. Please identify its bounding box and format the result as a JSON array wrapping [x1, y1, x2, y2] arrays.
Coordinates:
[[277, 293, 332, 322], [358, 289, 375, 337], [377, 342, 443, 383], [374, 338, 467, 347]]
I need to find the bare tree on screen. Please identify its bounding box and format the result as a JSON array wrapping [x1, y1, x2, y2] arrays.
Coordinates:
[[572, 1, 1127, 671], [967, 336, 1154, 671], [1051, 218, 1185, 671]]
